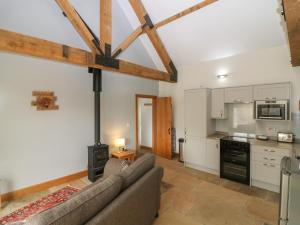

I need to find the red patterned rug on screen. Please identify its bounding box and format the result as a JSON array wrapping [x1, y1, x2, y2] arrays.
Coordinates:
[[0, 186, 80, 225]]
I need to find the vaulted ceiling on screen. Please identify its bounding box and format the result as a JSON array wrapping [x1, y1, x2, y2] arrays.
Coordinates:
[[0, 0, 288, 77], [118, 0, 287, 69]]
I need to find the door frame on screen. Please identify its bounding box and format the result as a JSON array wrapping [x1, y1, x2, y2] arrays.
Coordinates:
[[135, 94, 157, 154]]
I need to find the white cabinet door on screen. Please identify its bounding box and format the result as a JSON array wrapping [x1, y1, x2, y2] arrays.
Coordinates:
[[211, 89, 226, 119], [252, 161, 281, 186], [184, 89, 207, 137], [225, 86, 253, 103], [205, 139, 220, 173], [253, 83, 291, 100], [184, 137, 206, 167]]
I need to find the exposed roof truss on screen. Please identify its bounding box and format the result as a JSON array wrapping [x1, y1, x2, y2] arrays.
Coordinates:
[[0, 0, 218, 82]]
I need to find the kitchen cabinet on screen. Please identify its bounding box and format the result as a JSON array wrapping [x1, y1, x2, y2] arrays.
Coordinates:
[[252, 161, 281, 186], [225, 86, 253, 103], [211, 89, 227, 119], [184, 137, 206, 167], [251, 145, 291, 192], [205, 139, 220, 174], [184, 89, 215, 170], [253, 83, 291, 100]]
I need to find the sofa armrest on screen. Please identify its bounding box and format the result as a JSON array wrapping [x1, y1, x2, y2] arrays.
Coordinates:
[[103, 158, 123, 178]]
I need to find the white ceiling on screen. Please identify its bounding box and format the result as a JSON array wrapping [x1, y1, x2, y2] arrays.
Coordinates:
[[0, 0, 288, 72], [117, 0, 287, 70]]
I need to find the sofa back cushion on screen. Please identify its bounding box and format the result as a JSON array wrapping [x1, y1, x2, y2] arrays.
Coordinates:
[[25, 175, 122, 225], [120, 153, 155, 190]]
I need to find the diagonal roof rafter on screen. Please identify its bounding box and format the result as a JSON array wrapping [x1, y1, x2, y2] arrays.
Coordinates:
[[0, 0, 219, 83]]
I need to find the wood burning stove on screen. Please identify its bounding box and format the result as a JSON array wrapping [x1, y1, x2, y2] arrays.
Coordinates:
[[88, 68, 109, 182], [88, 144, 109, 182]]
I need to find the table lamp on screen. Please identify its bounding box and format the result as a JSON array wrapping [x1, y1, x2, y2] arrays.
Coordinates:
[[115, 138, 126, 152]]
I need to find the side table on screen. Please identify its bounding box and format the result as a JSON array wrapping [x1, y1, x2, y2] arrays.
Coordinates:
[[111, 150, 136, 162]]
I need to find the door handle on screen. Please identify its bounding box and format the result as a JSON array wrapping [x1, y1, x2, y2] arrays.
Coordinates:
[[168, 128, 171, 135]]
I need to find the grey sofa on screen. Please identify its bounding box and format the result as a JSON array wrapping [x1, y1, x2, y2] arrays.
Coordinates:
[[21, 153, 163, 225]]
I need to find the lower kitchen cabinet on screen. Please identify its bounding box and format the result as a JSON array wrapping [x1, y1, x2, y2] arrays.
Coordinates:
[[184, 137, 206, 168], [251, 145, 291, 192], [252, 161, 281, 186], [184, 138, 220, 175], [205, 139, 220, 174]]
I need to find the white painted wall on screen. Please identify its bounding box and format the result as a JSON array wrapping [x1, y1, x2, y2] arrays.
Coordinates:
[[159, 45, 300, 151], [140, 100, 153, 148], [0, 55, 93, 194], [101, 75, 157, 150], [0, 0, 158, 194]]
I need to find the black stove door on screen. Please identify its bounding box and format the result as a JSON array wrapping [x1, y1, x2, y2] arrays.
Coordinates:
[[220, 140, 250, 185]]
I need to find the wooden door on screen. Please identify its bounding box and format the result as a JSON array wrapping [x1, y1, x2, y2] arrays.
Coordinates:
[[155, 97, 172, 159]]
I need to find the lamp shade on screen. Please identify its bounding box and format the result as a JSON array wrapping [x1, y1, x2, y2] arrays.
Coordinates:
[[115, 138, 125, 147]]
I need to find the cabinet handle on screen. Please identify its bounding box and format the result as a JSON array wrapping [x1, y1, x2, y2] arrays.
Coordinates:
[[270, 150, 276, 153], [264, 149, 269, 152], [270, 159, 276, 161], [263, 163, 268, 167], [270, 164, 275, 168], [264, 157, 268, 160]]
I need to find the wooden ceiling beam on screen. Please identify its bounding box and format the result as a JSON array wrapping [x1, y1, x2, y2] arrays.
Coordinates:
[[283, 0, 300, 67], [129, 0, 177, 80], [0, 29, 172, 82], [154, 0, 218, 29], [113, 0, 217, 60], [55, 0, 102, 55], [112, 26, 144, 58], [100, 0, 112, 56]]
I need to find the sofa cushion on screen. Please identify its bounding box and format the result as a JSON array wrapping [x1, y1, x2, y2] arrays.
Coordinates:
[[24, 175, 122, 225], [120, 153, 155, 190], [103, 158, 129, 178]]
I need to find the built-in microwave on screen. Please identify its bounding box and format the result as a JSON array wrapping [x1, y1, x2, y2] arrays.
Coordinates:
[[255, 100, 289, 120]]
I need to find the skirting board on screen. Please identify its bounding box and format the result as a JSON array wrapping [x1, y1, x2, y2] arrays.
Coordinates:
[[251, 179, 280, 193], [2, 170, 87, 202], [140, 145, 152, 151]]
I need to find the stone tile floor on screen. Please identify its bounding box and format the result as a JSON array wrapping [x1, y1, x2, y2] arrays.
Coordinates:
[[154, 156, 279, 225], [0, 155, 279, 225]]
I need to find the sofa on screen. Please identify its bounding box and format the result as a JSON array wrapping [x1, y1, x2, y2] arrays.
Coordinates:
[[20, 153, 163, 225]]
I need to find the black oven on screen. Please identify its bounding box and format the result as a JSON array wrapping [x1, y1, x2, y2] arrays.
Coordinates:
[[255, 100, 289, 120], [220, 137, 250, 185]]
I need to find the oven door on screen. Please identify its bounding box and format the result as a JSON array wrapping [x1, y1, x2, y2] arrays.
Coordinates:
[[223, 150, 248, 166], [256, 101, 287, 120], [222, 162, 249, 184]]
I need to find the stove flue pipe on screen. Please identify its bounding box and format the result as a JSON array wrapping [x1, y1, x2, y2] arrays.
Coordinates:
[[89, 68, 102, 146]]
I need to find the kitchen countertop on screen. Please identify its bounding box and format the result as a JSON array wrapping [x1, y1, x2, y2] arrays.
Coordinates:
[[207, 132, 228, 140], [207, 133, 300, 157], [250, 139, 300, 157]]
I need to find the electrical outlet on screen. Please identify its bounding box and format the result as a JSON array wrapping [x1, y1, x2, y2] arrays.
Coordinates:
[[267, 127, 277, 136]]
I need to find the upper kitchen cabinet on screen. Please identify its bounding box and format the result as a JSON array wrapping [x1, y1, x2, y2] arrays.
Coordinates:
[[211, 89, 227, 119], [225, 86, 253, 103], [253, 83, 291, 100]]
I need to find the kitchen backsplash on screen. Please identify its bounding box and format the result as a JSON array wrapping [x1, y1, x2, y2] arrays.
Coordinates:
[[216, 104, 256, 134], [216, 104, 300, 139]]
